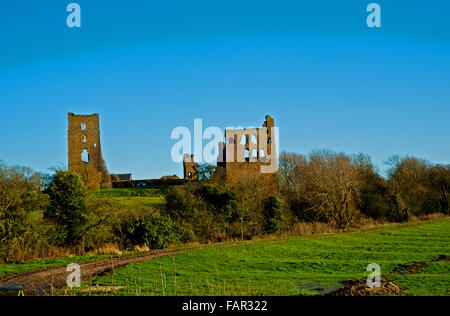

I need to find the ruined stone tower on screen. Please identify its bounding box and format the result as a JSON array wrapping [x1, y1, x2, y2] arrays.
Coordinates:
[[217, 115, 278, 188], [183, 154, 199, 180], [68, 113, 107, 189]]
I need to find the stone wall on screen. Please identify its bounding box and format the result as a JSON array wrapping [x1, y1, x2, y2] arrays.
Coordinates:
[[218, 115, 278, 189], [183, 154, 199, 180], [68, 113, 108, 190]]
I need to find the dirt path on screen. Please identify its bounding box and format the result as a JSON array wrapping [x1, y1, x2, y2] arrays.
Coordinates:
[[0, 249, 194, 296], [0, 219, 447, 296]]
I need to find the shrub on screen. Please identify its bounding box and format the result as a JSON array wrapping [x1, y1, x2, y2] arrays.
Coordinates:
[[81, 197, 117, 251], [165, 185, 198, 222], [426, 165, 450, 215], [114, 213, 190, 250], [141, 215, 185, 249], [0, 163, 48, 262], [193, 183, 237, 220], [263, 196, 285, 234], [353, 154, 394, 220], [386, 197, 409, 223], [45, 171, 87, 245], [165, 182, 239, 241]]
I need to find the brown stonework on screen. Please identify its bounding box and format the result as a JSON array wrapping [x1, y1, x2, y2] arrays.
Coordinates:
[[218, 115, 277, 188], [68, 113, 108, 190], [183, 154, 199, 180]]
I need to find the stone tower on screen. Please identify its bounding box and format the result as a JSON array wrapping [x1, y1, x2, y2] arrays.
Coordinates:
[[68, 113, 106, 189], [217, 115, 278, 188], [183, 154, 199, 180]]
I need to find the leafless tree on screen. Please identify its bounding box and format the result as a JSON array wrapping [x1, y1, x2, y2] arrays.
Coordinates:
[[303, 151, 361, 229], [279, 151, 362, 229]]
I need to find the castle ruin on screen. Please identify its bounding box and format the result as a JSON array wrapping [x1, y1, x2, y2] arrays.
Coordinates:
[[217, 115, 278, 187], [68, 113, 277, 189], [68, 113, 110, 190], [183, 154, 199, 180]]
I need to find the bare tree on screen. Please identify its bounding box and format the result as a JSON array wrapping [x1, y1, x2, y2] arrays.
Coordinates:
[[303, 151, 361, 229], [388, 156, 430, 216], [278, 152, 308, 196]]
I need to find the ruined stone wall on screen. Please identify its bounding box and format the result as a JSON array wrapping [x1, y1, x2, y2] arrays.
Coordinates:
[[183, 154, 199, 180], [68, 113, 108, 190], [218, 115, 277, 189]]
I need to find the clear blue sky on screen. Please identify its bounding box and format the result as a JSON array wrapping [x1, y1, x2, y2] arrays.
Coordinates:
[[1, 1, 449, 179]]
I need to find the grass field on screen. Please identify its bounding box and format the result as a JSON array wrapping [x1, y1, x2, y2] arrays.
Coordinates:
[[1, 219, 448, 296], [92, 187, 167, 209], [89, 219, 450, 296]]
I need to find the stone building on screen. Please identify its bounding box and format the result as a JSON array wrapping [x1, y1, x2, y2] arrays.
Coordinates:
[[217, 115, 278, 187], [68, 113, 109, 189], [183, 154, 199, 180]]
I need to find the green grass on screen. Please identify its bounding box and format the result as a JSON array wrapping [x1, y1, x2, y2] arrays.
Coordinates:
[[90, 219, 450, 296], [92, 186, 166, 198], [1, 219, 448, 296], [91, 187, 167, 209], [391, 261, 450, 296]]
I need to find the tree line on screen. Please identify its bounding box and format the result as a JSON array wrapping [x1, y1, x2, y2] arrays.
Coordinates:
[[279, 151, 450, 227]]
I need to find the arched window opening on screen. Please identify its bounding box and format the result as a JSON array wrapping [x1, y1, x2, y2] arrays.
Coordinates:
[[81, 149, 89, 163], [245, 149, 250, 162], [260, 149, 267, 162], [240, 135, 248, 145]]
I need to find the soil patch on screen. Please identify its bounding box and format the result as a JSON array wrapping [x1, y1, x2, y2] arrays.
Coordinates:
[[327, 279, 403, 296], [329, 254, 449, 296]]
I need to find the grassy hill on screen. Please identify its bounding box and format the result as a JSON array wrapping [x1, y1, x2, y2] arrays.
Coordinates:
[[91, 186, 168, 209]]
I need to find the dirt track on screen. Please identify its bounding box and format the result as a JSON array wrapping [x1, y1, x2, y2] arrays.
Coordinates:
[[0, 249, 189, 296], [0, 219, 446, 296]]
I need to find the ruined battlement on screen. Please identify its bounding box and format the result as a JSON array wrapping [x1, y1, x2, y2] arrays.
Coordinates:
[[183, 154, 199, 180], [218, 115, 278, 187], [68, 113, 108, 190]]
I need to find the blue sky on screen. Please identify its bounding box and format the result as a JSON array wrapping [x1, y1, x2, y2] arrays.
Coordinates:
[[0, 1, 449, 179]]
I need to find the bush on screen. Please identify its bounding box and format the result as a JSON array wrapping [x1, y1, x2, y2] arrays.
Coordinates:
[[427, 165, 450, 215], [114, 213, 190, 249], [263, 196, 285, 234], [164, 182, 239, 241], [141, 216, 188, 249], [353, 154, 394, 220], [81, 197, 117, 251], [44, 171, 87, 245], [193, 183, 237, 220], [0, 163, 48, 262], [165, 185, 198, 222], [386, 197, 409, 223]]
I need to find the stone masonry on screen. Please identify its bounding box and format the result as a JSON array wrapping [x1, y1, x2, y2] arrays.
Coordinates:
[[217, 115, 278, 187], [183, 154, 199, 180], [68, 113, 106, 189]]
